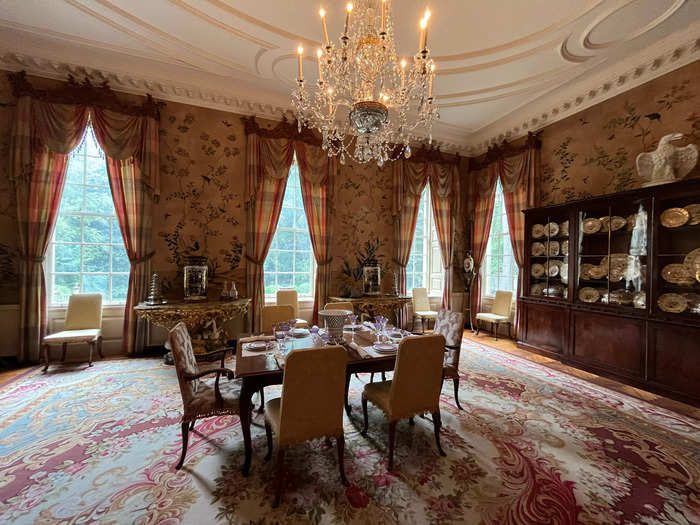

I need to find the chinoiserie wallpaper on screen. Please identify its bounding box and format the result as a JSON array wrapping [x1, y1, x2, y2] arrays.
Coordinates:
[[540, 59, 700, 205], [0, 74, 18, 305]]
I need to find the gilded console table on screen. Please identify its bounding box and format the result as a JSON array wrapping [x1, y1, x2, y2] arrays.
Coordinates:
[[134, 299, 250, 355], [327, 295, 411, 326]]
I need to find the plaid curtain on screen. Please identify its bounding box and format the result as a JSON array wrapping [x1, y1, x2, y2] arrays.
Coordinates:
[[470, 162, 498, 326], [245, 134, 295, 332], [499, 143, 540, 337], [9, 97, 90, 362], [392, 160, 429, 327], [429, 163, 458, 309], [295, 142, 335, 325], [93, 108, 159, 354]]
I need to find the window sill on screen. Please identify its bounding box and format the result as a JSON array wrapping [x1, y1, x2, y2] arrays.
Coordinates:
[[48, 304, 126, 312]]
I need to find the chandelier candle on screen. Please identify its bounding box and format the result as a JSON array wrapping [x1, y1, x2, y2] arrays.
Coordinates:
[[293, 0, 439, 165], [297, 46, 303, 80]]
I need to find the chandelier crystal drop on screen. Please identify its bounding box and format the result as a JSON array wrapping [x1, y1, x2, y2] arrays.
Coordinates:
[[292, 0, 439, 166]]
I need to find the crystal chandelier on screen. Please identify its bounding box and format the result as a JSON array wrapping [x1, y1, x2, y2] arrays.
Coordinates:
[[291, 0, 439, 166]]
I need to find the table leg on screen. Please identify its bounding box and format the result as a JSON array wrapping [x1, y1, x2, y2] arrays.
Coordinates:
[[344, 371, 352, 416], [240, 378, 256, 476]]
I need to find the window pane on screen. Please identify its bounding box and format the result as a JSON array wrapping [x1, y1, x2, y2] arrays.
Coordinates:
[[295, 273, 310, 295], [83, 274, 108, 295], [264, 251, 277, 273], [83, 245, 110, 273], [66, 159, 83, 184], [54, 215, 81, 243], [277, 273, 293, 288], [277, 251, 293, 272], [264, 273, 276, 295], [84, 216, 110, 243], [85, 157, 106, 185], [294, 231, 310, 252], [61, 184, 83, 213], [53, 274, 80, 304], [277, 230, 294, 250], [294, 209, 308, 229], [84, 185, 114, 214], [278, 207, 293, 228], [112, 245, 130, 273], [55, 244, 80, 272], [111, 274, 129, 303], [295, 251, 311, 273]]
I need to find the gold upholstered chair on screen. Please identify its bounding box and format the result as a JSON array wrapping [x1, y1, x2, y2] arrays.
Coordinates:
[[411, 287, 437, 332], [276, 289, 309, 329], [261, 304, 295, 333], [475, 290, 513, 340], [361, 334, 447, 470], [264, 345, 349, 507], [169, 322, 240, 470], [42, 293, 104, 372], [433, 309, 466, 410]]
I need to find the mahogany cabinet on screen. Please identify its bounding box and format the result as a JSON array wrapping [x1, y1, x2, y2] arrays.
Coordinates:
[[518, 178, 700, 405]]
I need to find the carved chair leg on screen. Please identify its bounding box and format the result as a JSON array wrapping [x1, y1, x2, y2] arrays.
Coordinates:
[[264, 420, 273, 461], [97, 336, 104, 358], [475, 321, 480, 336], [361, 395, 369, 436], [61, 342, 67, 362], [421, 317, 425, 334], [337, 435, 349, 486], [381, 371, 387, 381], [370, 372, 374, 383], [88, 342, 94, 367], [493, 322, 499, 341], [175, 421, 190, 470], [189, 420, 195, 430], [42, 344, 50, 373], [453, 377, 463, 410], [273, 449, 285, 508], [411, 315, 416, 332], [432, 411, 446, 457], [508, 322, 512, 339], [388, 420, 397, 471], [408, 417, 415, 426], [257, 388, 265, 413]]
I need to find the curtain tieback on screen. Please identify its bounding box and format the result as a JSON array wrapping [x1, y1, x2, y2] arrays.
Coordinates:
[[22, 255, 45, 263], [130, 251, 155, 264], [316, 257, 333, 266], [245, 254, 264, 266], [392, 258, 407, 268]]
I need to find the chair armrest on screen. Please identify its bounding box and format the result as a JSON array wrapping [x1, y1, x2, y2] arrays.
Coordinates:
[[183, 367, 235, 381], [445, 344, 460, 350], [195, 347, 231, 367]]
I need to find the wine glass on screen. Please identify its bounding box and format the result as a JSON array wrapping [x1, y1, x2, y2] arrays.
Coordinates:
[[348, 314, 358, 343], [279, 322, 291, 352]]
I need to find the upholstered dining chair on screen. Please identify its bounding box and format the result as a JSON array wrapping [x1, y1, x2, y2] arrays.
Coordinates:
[[276, 289, 309, 329], [475, 290, 513, 340], [261, 304, 296, 333], [42, 293, 103, 372], [264, 345, 349, 507], [361, 334, 447, 471], [411, 288, 437, 332], [433, 309, 466, 410], [169, 322, 241, 470], [324, 301, 355, 313]]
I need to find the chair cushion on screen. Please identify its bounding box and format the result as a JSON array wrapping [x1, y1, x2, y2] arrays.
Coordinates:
[[43, 329, 101, 344], [295, 318, 309, 329], [415, 310, 438, 318], [475, 313, 509, 322], [363, 380, 392, 416], [183, 376, 242, 420], [264, 397, 282, 438]]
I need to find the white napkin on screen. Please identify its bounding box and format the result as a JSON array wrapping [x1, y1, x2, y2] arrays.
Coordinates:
[[363, 321, 377, 332], [274, 352, 286, 369], [348, 341, 372, 359], [239, 335, 275, 344]]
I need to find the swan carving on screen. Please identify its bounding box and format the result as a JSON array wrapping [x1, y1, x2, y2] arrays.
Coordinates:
[[636, 133, 698, 187]]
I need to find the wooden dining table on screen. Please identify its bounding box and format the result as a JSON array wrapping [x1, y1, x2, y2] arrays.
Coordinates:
[[235, 328, 403, 476]]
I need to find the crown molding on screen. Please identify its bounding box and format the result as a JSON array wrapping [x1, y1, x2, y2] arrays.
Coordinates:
[[467, 23, 700, 154]]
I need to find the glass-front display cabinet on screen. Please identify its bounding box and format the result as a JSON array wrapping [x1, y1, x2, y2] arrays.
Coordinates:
[[526, 211, 570, 301]]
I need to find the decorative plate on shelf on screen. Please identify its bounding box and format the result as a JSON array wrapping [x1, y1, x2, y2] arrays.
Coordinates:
[[532, 224, 545, 239], [661, 263, 695, 285], [658, 293, 688, 313], [684, 204, 700, 225], [600, 216, 626, 232], [530, 283, 545, 296], [543, 285, 564, 298], [560, 263, 569, 284], [544, 222, 559, 237], [531, 263, 545, 278], [582, 217, 602, 234], [547, 240, 560, 256], [682, 293, 700, 314], [683, 248, 700, 281], [626, 214, 638, 231], [609, 289, 634, 305], [589, 265, 607, 280], [633, 291, 646, 309], [578, 287, 600, 303], [531, 242, 546, 256], [559, 220, 569, 237], [660, 207, 690, 228], [580, 263, 596, 280], [561, 240, 569, 255], [545, 260, 562, 277]]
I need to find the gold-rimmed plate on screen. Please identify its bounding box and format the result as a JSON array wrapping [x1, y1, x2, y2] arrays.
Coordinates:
[[580, 263, 595, 281], [531, 242, 546, 256], [547, 240, 560, 257], [684, 204, 700, 226], [531, 263, 545, 278], [633, 291, 646, 309], [682, 293, 700, 314], [532, 224, 545, 239], [545, 260, 562, 277], [609, 289, 634, 305], [658, 293, 688, 313], [660, 207, 690, 228], [530, 283, 545, 296], [626, 214, 637, 231], [582, 217, 601, 235], [600, 216, 626, 232], [561, 263, 569, 284], [561, 240, 569, 256], [544, 222, 559, 238], [589, 265, 607, 280], [661, 263, 695, 285], [684, 248, 700, 282], [578, 287, 599, 303]]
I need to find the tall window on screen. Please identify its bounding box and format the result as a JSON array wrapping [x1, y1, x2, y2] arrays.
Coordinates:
[[407, 186, 444, 296], [46, 126, 129, 306], [264, 161, 315, 297], [483, 179, 518, 297]]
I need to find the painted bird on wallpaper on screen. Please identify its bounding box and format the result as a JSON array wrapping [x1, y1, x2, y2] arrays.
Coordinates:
[[636, 132, 698, 187]]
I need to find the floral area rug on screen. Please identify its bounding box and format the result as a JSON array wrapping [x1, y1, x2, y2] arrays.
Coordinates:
[[0, 337, 698, 525]]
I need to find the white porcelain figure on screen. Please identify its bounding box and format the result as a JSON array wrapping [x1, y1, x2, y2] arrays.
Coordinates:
[[636, 133, 698, 187]]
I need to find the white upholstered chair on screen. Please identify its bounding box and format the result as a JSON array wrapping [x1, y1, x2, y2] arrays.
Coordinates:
[[42, 293, 104, 372], [261, 304, 296, 334], [411, 287, 437, 332], [475, 290, 513, 340], [276, 289, 309, 328]]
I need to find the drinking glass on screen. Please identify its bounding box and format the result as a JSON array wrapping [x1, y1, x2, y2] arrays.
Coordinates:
[[348, 314, 358, 343]]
